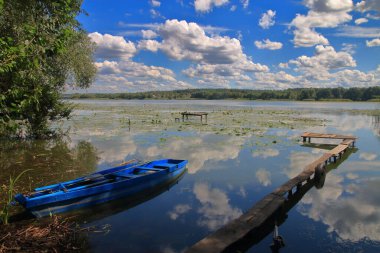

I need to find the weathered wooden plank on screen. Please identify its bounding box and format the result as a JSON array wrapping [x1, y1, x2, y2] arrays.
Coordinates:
[[328, 144, 348, 156], [186, 194, 285, 253], [341, 139, 354, 145]]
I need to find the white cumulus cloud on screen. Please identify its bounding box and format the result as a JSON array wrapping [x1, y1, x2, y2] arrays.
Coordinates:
[[157, 19, 245, 64], [141, 29, 158, 39], [366, 38, 380, 47], [88, 32, 136, 60], [259, 10, 276, 29], [290, 0, 353, 47], [355, 17, 368, 25], [304, 0, 353, 12], [292, 27, 329, 47], [136, 19, 269, 87], [89, 32, 193, 92], [291, 11, 352, 47], [289, 45, 356, 80], [138, 39, 160, 52], [254, 39, 283, 50], [150, 0, 161, 7], [356, 0, 380, 17], [194, 0, 229, 12]]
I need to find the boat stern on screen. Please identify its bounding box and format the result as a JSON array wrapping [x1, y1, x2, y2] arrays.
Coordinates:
[[14, 193, 27, 206]]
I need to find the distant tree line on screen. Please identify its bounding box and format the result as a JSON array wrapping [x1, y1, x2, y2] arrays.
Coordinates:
[[66, 87, 380, 101]]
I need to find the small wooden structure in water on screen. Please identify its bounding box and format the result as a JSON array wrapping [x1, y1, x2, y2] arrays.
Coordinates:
[[301, 132, 357, 143], [181, 111, 208, 123], [186, 132, 357, 253]]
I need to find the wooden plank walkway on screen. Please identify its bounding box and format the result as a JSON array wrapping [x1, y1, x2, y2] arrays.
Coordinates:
[[187, 193, 285, 253], [341, 139, 355, 145], [186, 132, 357, 253]]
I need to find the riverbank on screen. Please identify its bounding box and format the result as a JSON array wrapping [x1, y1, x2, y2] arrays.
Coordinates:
[[0, 216, 87, 252]]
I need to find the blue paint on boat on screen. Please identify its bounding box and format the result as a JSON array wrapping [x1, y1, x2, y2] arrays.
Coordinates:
[[14, 159, 188, 217]]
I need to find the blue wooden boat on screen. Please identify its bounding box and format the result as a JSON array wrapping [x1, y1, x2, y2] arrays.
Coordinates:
[[14, 159, 188, 217]]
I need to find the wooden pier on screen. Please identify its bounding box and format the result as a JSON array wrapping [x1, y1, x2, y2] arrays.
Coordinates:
[[301, 132, 357, 143], [181, 112, 208, 123], [186, 132, 357, 253]]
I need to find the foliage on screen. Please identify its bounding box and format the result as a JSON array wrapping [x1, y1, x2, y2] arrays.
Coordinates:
[[0, 0, 96, 138], [0, 169, 31, 225], [66, 86, 380, 101]]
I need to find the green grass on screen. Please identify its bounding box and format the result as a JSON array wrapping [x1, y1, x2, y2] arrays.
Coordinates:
[[1, 169, 32, 225]]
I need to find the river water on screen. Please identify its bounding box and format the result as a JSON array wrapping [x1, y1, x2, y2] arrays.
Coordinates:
[[1, 100, 380, 252]]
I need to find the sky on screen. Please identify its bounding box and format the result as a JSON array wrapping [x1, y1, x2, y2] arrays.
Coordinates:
[[76, 0, 380, 93]]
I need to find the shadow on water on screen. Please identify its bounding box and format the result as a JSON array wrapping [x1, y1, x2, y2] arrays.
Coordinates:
[[1, 137, 99, 221], [300, 143, 338, 151], [0, 138, 99, 188], [225, 148, 358, 253], [63, 168, 187, 224]]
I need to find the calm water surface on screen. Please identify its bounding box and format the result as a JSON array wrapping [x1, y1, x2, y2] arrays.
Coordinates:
[[1, 100, 380, 252]]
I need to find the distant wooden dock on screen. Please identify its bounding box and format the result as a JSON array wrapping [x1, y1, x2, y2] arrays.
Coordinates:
[[301, 132, 357, 143], [186, 132, 357, 253], [181, 111, 208, 123]]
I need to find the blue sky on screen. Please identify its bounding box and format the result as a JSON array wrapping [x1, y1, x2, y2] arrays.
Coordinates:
[[77, 0, 380, 93]]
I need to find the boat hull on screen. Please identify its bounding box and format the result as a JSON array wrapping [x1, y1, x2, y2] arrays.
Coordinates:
[[15, 159, 188, 217]]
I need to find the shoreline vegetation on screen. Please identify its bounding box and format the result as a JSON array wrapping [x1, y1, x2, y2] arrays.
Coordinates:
[[65, 87, 380, 102], [0, 216, 88, 252]]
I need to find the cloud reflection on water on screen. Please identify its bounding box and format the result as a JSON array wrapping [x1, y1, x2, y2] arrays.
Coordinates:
[[193, 183, 242, 231], [289, 150, 380, 242], [168, 204, 192, 221], [141, 135, 245, 174], [252, 148, 279, 159], [300, 178, 380, 241], [255, 168, 272, 186], [359, 152, 378, 161]]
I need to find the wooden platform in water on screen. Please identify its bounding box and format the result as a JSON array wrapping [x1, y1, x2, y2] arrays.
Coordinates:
[[301, 132, 357, 140], [186, 132, 357, 253], [181, 111, 208, 123]]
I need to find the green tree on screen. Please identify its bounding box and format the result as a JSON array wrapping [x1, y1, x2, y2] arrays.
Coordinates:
[[0, 0, 96, 138], [316, 89, 332, 100]]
